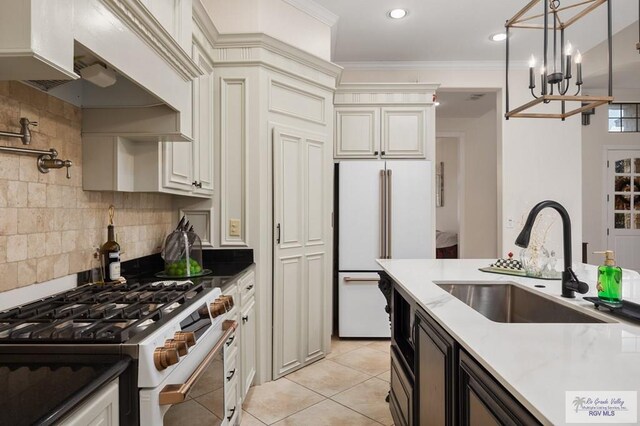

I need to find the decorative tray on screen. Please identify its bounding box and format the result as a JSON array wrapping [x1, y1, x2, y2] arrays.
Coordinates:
[[155, 269, 213, 279], [479, 267, 561, 280], [583, 297, 640, 322]]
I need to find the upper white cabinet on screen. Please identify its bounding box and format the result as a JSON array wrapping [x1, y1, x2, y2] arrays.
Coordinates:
[[0, 0, 76, 80], [334, 84, 438, 159]]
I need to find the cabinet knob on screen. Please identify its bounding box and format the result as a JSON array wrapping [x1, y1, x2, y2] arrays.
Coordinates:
[[374, 151, 379, 156], [381, 151, 386, 156], [226, 335, 235, 346], [242, 315, 249, 324], [226, 368, 236, 381], [192, 181, 202, 188]]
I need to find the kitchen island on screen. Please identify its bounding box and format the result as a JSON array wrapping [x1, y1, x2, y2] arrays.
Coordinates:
[[379, 258, 640, 425]]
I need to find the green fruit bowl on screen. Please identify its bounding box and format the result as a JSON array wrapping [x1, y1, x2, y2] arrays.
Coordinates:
[[156, 259, 211, 278]]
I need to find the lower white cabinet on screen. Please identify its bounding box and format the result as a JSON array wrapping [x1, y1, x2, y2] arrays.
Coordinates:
[[241, 298, 257, 397], [58, 379, 119, 426]]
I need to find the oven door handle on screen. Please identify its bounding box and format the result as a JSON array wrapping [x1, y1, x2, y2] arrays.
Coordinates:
[[159, 320, 237, 405]]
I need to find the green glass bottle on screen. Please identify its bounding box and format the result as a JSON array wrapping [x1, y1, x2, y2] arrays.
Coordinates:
[[595, 250, 622, 304]]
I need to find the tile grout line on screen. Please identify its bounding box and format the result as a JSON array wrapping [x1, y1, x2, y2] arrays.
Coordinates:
[[329, 376, 393, 426]]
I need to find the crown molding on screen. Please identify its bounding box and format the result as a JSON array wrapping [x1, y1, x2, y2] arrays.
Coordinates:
[[213, 33, 343, 84], [334, 83, 439, 105], [337, 60, 530, 71], [281, 0, 339, 26], [193, 0, 219, 46], [101, 0, 202, 81]]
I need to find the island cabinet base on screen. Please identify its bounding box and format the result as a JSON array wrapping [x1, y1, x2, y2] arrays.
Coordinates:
[[415, 308, 458, 425], [458, 351, 542, 426], [389, 280, 542, 426]]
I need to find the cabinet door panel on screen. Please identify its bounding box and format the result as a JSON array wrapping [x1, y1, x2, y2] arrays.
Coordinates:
[[241, 299, 257, 398], [335, 108, 380, 158], [163, 141, 193, 191], [390, 347, 412, 426], [381, 107, 426, 158], [459, 351, 541, 426], [192, 41, 214, 195], [469, 389, 501, 426], [416, 309, 456, 426]]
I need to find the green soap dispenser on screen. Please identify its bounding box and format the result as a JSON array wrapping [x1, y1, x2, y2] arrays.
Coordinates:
[[594, 250, 622, 304]]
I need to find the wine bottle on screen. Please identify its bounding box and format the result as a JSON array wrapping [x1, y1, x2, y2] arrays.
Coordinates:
[[100, 206, 121, 282]]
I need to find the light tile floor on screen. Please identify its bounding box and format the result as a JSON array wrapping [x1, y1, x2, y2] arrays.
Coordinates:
[[242, 337, 392, 426], [164, 337, 392, 425]]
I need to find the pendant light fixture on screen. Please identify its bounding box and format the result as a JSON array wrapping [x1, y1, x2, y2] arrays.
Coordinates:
[[505, 0, 614, 120]]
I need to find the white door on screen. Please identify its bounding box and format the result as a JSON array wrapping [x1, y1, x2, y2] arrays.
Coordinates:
[[273, 126, 331, 378], [606, 150, 640, 272], [386, 161, 434, 259], [339, 161, 385, 271], [338, 272, 390, 338]]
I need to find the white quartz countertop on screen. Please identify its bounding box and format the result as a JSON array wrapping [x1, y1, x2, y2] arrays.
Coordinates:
[[377, 259, 640, 426]]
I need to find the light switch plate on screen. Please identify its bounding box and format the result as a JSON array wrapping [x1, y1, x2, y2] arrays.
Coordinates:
[[229, 219, 241, 237]]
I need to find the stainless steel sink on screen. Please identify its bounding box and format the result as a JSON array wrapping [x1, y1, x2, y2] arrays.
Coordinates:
[[436, 283, 610, 323]]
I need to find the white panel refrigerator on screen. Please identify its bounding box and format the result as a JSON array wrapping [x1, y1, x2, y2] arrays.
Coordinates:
[[338, 160, 433, 337]]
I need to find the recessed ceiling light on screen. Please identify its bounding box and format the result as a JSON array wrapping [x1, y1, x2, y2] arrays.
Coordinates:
[[388, 9, 408, 19], [490, 33, 507, 42]]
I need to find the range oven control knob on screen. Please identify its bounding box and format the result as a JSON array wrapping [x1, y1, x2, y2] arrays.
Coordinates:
[[164, 339, 188, 356], [174, 331, 196, 347], [221, 295, 234, 309], [154, 347, 179, 371], [210, 301, 226, 318]]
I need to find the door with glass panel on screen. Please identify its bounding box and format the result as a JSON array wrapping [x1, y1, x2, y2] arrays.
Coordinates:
[[607, 150, 640, 272]]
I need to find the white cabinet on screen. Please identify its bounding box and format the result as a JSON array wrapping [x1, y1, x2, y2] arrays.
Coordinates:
[[58, 379, 119, 426], [221, 268, 257, 403], [381, 107, 427, 158], [241, 298, 256, 397], [335, 108, 380, 158], [191, 41, 215, 195], [0, 0, 76, 80], [335, 106, 427, 159], [334, 84, 438, 160], [83, 40, 214, 198]]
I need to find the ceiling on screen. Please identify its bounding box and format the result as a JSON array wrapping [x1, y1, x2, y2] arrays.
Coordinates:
[[313, 0, 639, 64], [436, 91, 497, 119]]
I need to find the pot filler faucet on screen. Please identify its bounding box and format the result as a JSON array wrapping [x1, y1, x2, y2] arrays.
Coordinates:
[[515, 200, 589, 298]]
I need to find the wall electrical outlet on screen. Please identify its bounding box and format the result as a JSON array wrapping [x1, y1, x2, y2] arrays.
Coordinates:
[[229, 219, 241, 237]]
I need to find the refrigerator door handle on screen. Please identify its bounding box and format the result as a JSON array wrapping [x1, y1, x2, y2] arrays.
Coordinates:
[[344, 277, 381, 282], [386, 169, 392, 259], [379, 170, 386, 259]]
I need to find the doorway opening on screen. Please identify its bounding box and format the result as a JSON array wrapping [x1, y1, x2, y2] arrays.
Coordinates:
[[435, 90, 499, 259]]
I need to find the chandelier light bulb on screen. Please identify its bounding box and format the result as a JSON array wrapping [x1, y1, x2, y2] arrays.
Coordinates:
[[540, 65, 546, 75], [529, 55, 536, 68], [565, 42, 573, 56], [575, 50, 582, 64]]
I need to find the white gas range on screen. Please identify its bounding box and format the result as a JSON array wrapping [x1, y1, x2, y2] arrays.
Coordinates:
[[0, 277, 239, 425]]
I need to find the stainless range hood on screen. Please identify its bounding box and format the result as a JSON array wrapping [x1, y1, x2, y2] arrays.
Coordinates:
[[23, 43, 192, 142]]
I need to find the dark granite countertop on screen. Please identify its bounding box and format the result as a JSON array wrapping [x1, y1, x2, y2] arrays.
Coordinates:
[[0, 355, 130, 426]]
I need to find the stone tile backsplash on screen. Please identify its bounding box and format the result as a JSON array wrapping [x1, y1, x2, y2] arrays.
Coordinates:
[[0, 82, 175, 292]]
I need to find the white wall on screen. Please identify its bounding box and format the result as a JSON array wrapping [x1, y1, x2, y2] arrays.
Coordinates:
[[435, 138, 459, 235], [437, 108, 499, 259], [340, 67, 583, 262], [202, 0, 333, 60], [582, 88, 640, 263]]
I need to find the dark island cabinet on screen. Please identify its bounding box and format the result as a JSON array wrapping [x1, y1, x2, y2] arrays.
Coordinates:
[[458, 351, 542, 426], [415, 308, 458, 425]]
